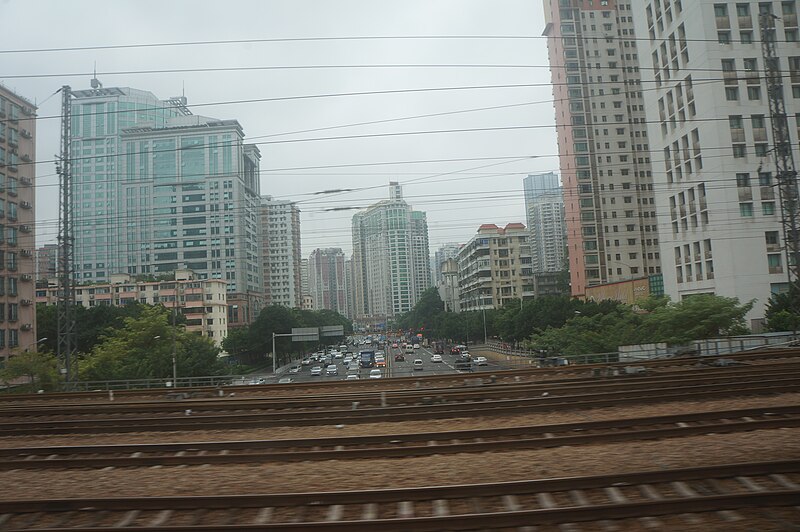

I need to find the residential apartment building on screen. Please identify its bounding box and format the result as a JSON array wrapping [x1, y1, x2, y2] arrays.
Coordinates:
[[308, 248, 346, 313], [457, 223, 535, 311], [259, 196, 301, 308], [633, 0, 799, 328], [351, 182, 431, 320], [432, 243, 462, 285], [299, 258, 309, 302], [36, 244, 58, 281], [543, 0, 661, 298], [36, 269, 228, 346], [69, 85, 263, 327], [0, 86, 36, 357], [523, 172, 567, 273]]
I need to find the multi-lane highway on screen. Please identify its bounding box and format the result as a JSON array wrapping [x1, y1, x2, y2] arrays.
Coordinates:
[[270, 343, 506, 384]]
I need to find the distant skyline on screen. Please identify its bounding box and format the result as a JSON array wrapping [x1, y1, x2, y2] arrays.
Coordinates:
[[2, 0, 557, 257]]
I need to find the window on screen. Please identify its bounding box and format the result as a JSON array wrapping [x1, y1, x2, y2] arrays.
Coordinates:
[[715, 4, 728, 17], [748, 86, 761, 100], [725, 87, 739, 101], [741, 31, 754, 43], [736, 173, 750, 187], [759, 172, 773, 186], [732, 144, 747, 158], [737, 3, 750, 17], [766, 231, 780, 246], [718, 31, 731, 43], [763, 201, 776, 215], [740, 202, 754, 216]]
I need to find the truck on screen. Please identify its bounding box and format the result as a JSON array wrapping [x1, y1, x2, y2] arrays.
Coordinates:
[[359, 350, 376, 368]]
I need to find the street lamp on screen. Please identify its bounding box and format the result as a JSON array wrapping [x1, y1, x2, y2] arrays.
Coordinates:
[[153, 335, 177, 388]]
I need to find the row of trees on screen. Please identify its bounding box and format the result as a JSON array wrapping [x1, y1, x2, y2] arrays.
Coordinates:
[[2, 303, 353, 392], [395, 288, 759, 355]]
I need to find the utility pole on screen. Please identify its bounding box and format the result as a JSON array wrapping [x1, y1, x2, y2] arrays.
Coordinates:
[[56, 86, 77, 388], [761, 13, 800, 287]]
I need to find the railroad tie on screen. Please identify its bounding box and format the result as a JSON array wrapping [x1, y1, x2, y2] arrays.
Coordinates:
[[362, 503, 378, 520], [606, 487, 660, 529], [130, 452, 142, 458], [253, 507, 274, 524], [0, 514, 10, 526], [669, 482, 702, 524], [770, 473, 800, 490], [736, 476, 766, 492], [503, 494, 521, 511], [537, 492, 557, 509], [149, 509, 173, 527], [398, 500, 414, 519], [115, 510, 140, 527], [326, 505, 344, 521], [704, 479, 744, 522], [432, 499, 449, 517], [570, 490, 589, 506]]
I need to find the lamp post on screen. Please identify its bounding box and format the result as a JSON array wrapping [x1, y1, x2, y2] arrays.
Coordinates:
[[153, 334, 177, 388]]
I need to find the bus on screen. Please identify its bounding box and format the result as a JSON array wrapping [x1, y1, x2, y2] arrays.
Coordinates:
[[359, 350, 376, 368]]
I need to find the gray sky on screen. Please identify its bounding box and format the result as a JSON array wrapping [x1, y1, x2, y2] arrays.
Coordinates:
[[1, 0, 558, 257]]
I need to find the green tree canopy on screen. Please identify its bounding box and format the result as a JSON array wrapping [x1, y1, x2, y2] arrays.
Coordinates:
[[79, 305, 221, 381], [0, 350, 61, 392]]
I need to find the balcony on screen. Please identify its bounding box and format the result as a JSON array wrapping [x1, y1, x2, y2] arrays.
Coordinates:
[[761, 186, 775, 200], [769, 266, 784, 274], [738, 188, 753, 201]]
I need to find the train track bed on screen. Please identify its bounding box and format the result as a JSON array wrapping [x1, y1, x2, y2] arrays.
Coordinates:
[[2, 391, 799, 449], [3, 405, 800, 470], [2, 347, 799, 406], [1, 366, 797, 436], [2, 460, 798, 530]]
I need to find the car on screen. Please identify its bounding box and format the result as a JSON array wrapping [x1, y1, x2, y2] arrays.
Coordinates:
[[394, 353, 405, 362], [391, 343, 399, 348], [474, 356, 488, 366], [413, 359, 424, 370], [455, 359, 473, 372], [375, 357, 386, 367], [310, 366, 323, 376], [450, 346, 461, 356], [278, 377, 293, 384], [326, 364, 339, 376], [346, 373, 360, 380], [334, 352, 344, 359], [413, 344, 421, 349], [369, 369, 382, 379], [288, 366, 301, 374], [431, 354, 443, 363], [301, 358, 311, 366]]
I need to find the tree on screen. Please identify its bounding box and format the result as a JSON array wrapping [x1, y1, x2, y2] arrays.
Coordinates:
[[647, 294, 752, 344], [0, 350, 61, 392], [765, 286, 800, 332], [79, 306, 222, 381]]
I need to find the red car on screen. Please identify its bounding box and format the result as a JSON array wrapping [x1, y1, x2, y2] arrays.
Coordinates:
[[394, 353, 405, 362]]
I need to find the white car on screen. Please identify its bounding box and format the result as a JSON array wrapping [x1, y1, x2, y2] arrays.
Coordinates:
[[413, 359, 424, 370], [369, 369, 382, 379], [326, 364, 339, 376], [310, 366, 323, 376], [346, 373, 360, 380], [474, 356, 488, 366], [278, 377, 293, 384], [431, 354, 443, 363], [413, 344, 421, 349]]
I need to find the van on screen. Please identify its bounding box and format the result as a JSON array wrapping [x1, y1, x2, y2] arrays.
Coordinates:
[[413, 359, 424, 370], [405, 345, 415, 354]]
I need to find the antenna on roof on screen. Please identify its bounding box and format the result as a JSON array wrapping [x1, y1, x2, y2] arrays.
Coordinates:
[[90, 62, 103, 89]]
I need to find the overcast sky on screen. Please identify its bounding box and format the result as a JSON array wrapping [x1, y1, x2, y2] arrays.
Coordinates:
[[1, 0, 558, 257]]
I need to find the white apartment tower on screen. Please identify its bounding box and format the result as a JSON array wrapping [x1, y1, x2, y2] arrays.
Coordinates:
[[259, 196, 302, 308], [523, 172, 567, 273], [351, 183, 431, 320], [543, 0, 662, 297], [633, 0, 799, 328]]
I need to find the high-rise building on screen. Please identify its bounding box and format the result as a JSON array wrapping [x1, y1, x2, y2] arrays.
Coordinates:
[[543, 1, 661, 297], [343, 257, 354, 319], [633, 0, 799, 327], [351, 183, 431, 321], [308, 248, 346, 313], [69, 85, 264, 327], [457, 223, 534, 311], [523, 172, 567, 273], [36, 244, 59, 281], [259, 196, 301, 308], [0, 86, 37, 357], [299, 257, 309, 302], [432, 243, 462, 285]]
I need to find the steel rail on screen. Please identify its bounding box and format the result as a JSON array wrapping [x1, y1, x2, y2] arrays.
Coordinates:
[[1, 376, 798, 436], [2, 460, 799, 530], [2, 405, 799, 470], [1, 364, 797, 419]]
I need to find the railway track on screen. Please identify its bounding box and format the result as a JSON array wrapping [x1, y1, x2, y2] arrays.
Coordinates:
[[2, 346, 798, 405], [1, 364, 797, 421], [2, 460, 798, 530], [2, 370, 799, 436], [2, 405, 798, 470], [3, 371, 799, 436]]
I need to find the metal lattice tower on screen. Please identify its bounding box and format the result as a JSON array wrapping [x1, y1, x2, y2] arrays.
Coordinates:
[[761, 13, 800, 287], [56, 85, 77, 385]]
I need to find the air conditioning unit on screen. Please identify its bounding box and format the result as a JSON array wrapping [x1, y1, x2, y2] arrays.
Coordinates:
[[20, 177, 31, 186], [20, 274, 32, 281], [20, 323, 32, 331], [20, 154, 31, 163], [20, 129, 31, 139], [20, 249, 32, 257], [19, 225, 31, 233], [20, 201, 31, 209], [20, 299, 32, 306], [22, 107, 33, 116]]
